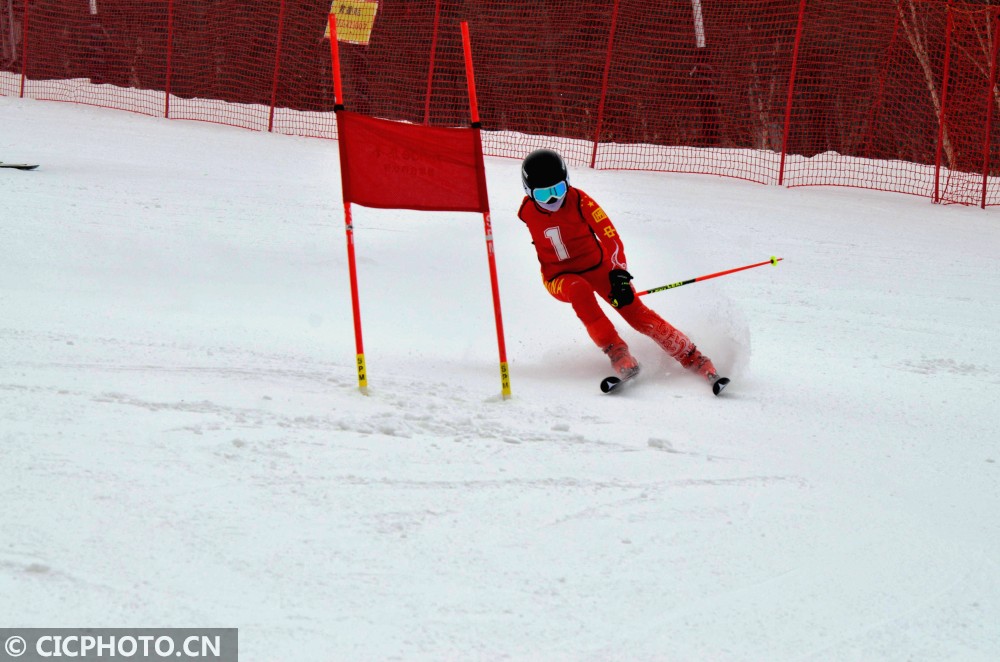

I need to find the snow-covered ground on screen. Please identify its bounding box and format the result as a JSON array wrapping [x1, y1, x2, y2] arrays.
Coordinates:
[[2, 95, 999, 661]]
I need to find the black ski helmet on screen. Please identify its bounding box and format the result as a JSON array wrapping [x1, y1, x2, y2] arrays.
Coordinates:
[[521, 149, 568, 195]]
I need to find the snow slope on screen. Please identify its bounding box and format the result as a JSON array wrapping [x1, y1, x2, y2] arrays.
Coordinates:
[[2, 96, 999, 661]]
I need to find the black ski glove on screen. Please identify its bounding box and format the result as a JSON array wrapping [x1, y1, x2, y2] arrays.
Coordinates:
[[608, 269, 634, 308]]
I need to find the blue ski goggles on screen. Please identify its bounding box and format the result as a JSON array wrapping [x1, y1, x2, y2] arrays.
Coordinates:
[[532, 180, 568, 204]]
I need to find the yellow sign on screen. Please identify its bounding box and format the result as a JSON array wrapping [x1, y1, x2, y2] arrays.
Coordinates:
[[326, 0, 379, 45]]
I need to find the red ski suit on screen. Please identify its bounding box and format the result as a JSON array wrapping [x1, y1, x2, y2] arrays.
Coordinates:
[[518, 186, 710, 373]]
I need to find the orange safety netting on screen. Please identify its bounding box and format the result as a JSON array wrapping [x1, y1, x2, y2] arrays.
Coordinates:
[[2, 0, 999, 206]]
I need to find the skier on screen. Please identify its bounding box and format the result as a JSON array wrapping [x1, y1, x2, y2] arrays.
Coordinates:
[[517, 148, 726, 392]]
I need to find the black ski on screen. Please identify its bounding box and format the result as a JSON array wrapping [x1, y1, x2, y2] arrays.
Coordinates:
[[600, 367, 640, 394], [0, 163, 39, 170], [601, 374, 634, 393], [602, 371, 730, 395]]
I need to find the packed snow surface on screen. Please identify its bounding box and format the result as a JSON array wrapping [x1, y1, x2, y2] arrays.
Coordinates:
[[2, 96, 999, 661]]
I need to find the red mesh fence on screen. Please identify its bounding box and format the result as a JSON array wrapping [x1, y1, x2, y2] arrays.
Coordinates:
[[937, 4, 1000, 205], [593, 0, 802, 183], [16, 0, 172, 117], [2, 0, 1000, 207], [779, 0, 943, 196]]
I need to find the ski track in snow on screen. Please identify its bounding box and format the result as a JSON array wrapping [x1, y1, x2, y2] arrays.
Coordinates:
[[3, 96, 1000, 660]]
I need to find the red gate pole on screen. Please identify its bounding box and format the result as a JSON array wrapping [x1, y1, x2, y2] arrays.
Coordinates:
[[461, 21, 512, 400], [268, 0, 288, 132], [329, 15, 344, 113], [778, 0, 807, 186], [329, 14, 369, 394], [423, 0, 441, 125], [590, 0, 620, 169], [981, 8, 1000, 209], [934, 4, 955, 204]]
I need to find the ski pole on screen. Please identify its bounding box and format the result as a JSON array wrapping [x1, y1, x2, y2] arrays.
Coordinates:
[[637, 256, 783, 297]]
